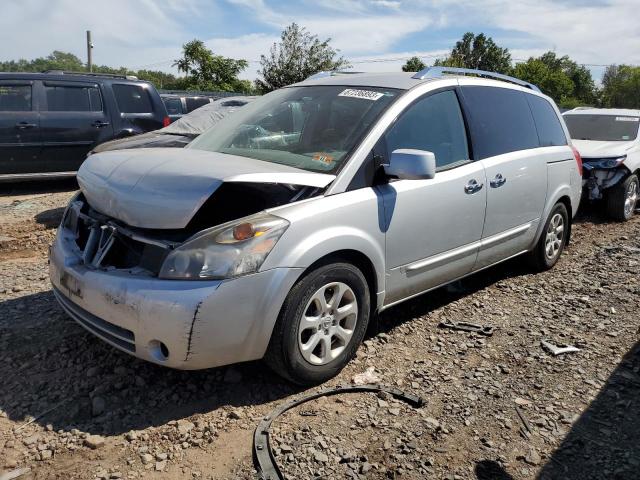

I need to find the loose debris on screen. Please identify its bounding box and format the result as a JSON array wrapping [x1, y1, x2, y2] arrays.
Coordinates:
[[540, 340, 581, 356], [253, 385, 424, 480], [438, 319, 494, 336], [351, 366, 381, 385]]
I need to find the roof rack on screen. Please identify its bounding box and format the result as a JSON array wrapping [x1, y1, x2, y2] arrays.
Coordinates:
[[412, 66, 540, 92], [42, 70, 139, 81], [306, 70, 365, 81]]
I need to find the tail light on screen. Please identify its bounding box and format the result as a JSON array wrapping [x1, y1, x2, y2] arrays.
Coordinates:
[[162, 116, 171, 127], [571, 145, 583, 176]]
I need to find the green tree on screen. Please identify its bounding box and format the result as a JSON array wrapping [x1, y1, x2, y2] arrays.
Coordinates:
[[0, 50, 85, 72], [512, 51, 597, 108], [434, 32, 512, 74], [402, 56, 426, 72], [600, 65, 640, 109], [173, 39, 251, 92], [256, 23, 349, 93]]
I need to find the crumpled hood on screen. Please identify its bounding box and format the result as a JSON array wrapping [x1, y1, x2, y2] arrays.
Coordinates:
[[572, 139, 637, 159], [77, 148, 335, 229], [92, 133, 192, 154]]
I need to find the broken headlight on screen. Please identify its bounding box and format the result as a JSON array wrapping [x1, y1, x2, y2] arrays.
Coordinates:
[[158, 212, 289, 280], [588, 155, 626, 169]]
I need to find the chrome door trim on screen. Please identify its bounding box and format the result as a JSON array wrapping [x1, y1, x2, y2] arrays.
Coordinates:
[[480, 221, 534, 250], [403, 241, 480, 273], [402, 221, 533, 275]]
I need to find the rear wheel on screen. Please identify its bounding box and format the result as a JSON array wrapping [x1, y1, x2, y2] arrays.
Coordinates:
[[528, 202, 569, 271], [265, 262, 370, 385], [606, 174, 638, 221]]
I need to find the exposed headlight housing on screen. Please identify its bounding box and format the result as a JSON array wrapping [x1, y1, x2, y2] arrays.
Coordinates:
[[159, 212, 289, 280], [590, 155, 627, 169]]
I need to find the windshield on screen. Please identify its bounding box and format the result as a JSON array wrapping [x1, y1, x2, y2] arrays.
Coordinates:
[[188, 85, 400, 173], [564, 114, 640, 141], [162, 97, 256, 136]]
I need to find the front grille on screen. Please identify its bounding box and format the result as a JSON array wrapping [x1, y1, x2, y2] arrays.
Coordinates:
[[64, 198, 173, 275], [53, 287, 136, 352]]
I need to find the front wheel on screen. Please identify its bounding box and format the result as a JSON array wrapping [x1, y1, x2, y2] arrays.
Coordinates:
[[528, 202, 569, 271], [264, 262, 370, 385], [606, 174, 638, 222]]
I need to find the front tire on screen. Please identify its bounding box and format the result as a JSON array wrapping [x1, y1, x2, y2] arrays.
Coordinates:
[[528, 202, 569, 272], [264, 262, 370, 385], [606, 174, 638, 222]]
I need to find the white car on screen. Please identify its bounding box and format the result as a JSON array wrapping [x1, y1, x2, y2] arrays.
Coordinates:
[[563, 108, 640, 220]]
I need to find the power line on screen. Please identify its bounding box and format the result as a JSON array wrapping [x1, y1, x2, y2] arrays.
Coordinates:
[[132, 53, 636, 71]]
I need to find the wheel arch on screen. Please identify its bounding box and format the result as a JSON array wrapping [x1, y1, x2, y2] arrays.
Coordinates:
[[297, 249, 380, 315]]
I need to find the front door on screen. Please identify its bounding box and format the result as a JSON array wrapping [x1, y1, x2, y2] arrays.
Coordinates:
[[0, 80, 41, 175], [39, 81, 113, 173], [380, 89, 487, 305]]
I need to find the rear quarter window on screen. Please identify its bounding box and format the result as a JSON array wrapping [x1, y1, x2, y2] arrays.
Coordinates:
[[113, 84, 153, 114], [526, 95, 567, 147], [461, 86, 539, 159]]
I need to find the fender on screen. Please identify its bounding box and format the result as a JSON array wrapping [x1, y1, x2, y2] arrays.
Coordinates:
[[532, 183, 575, 247], [263, 189, 387, 309]]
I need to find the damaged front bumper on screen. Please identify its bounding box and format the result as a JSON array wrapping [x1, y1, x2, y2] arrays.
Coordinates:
[[582, 162, 628, 200], [49, 224, 302, 370]]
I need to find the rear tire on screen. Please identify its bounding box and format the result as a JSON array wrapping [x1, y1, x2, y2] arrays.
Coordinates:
[[606, 174, 638, 222], [528, 202, 569, 272], [264, 262, 370, 385]]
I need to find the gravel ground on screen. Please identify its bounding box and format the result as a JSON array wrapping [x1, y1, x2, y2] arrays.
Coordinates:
[[1, 181, 639, 480]]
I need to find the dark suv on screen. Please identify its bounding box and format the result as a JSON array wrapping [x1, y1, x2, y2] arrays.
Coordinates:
[[0, 71, 169, 181], [161, 93, 215, 122]]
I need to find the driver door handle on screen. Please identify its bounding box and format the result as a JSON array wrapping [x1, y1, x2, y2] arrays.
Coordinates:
[[16, 122, 37, 129], [464, 179, 483, 194], [92, 120, 110, 128], [490, 173, 507, 188]]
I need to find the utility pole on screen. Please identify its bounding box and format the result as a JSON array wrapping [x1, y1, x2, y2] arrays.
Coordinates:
[[86, 30, 93, 72]]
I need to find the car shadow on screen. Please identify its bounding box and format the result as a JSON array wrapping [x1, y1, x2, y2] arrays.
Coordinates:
[[0, 178, 78, 196], [0, 290, 302, 437], [537, 340, 640, 480], [374, 255, 531, 335]]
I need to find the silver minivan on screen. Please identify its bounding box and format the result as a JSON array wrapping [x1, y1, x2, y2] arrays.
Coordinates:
[[50, 67, 582, 384]]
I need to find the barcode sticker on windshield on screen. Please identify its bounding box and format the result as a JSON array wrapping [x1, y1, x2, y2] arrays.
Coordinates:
[[616, 116, 640, 122], [339, 89, 384, 101]]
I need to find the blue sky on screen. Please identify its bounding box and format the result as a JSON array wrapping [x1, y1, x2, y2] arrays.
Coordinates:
[[1, 0, 638, 82]]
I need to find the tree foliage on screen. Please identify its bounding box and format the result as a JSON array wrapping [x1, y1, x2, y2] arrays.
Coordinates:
[[173, 40, 252, 92], [600, 65, 640, 109], [401, 56, 426, 72], [256, 23, 349, 93], [434, 32, 512, 74], [512, 52, 596, 108], [0, 50, 186, 90]]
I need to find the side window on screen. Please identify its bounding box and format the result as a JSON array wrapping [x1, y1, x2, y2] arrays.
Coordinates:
[[526, 95, 568, 147], [0, 85, 32, 111], [461, 86, 539, 159], [384, 90, 469, 170], [185, 97, 210, 113], [44, 85, 102, 112], [113, 84, 153, 114], [163, 98, 182, 115]]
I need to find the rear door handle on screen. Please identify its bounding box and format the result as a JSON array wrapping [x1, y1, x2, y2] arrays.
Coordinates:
[[15, 122, 37, 129], [490, 173, 507, 188], [464, 179, 483, 194], [92, 120, 110, 128]]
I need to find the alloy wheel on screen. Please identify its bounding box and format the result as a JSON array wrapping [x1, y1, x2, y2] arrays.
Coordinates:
[[545, 213, 564, 260], [297, 282, 358, 365]]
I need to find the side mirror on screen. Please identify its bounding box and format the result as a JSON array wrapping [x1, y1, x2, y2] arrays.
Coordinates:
[[383, 149, 436, 180]]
